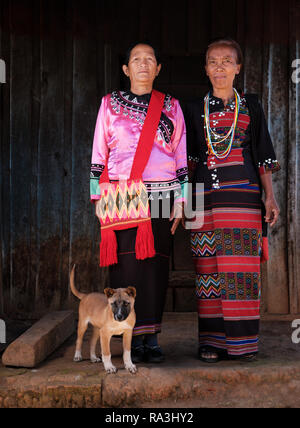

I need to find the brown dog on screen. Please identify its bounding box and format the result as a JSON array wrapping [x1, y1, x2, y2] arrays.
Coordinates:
[[70, 265, 137, 374]]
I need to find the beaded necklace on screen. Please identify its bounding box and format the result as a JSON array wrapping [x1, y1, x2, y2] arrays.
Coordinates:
[[204, 88, 241, 160]]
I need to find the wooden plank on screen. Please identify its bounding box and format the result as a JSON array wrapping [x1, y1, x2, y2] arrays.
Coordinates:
[[106, 0, 140, 53], [187, 0, 211, 54], [210, 0, 237, 39], [242, 0, 266, 312], [29, 0, 41, 316], [9, 0, 35, 316], [95, 1, 120, 93], [2, 311, 75, 367], [243, 0, 264, 93], [0, 0, 4, 315], [36, 0, 65, 312], [235, 0, 246, 89], [236, 0, 246, 48], [261, 0, 289, 314], [60, 0, 74, 310], [210, 0, 243, 89], [0, 0, 12, 316], [70, 0, 103, 299], [162, 0, 187, 55], [139, 0, 162, 48], [287, 0, 300, 314], [108, 0, 141, 92]]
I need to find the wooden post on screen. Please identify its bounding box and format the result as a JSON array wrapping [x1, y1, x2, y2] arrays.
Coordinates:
[[288, 0, 300, 314]]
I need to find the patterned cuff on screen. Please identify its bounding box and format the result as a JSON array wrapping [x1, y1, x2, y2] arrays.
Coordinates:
[[258, 159, 281, 174], [176, 167, 188, 202], [90, 164, 105, 200], [178, 181, 188, 203], [90, 164, 105, 179], [90, 180, 101, 200], [176, 167, 188, 183]]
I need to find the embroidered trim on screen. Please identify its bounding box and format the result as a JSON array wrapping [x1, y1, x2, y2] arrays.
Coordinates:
[[176, 167, 189, 184], [90, 164, 105, 179], [258, 159, 281, 173], [110, 91, 174, 145]]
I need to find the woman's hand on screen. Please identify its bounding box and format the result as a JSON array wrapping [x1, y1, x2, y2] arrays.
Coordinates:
[[264, 195, 280, 227], [260, 171, 280, 227], [170, 202, 185, 235]]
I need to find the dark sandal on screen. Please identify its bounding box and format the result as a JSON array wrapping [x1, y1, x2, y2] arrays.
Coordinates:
[[230, 353, 257, 362], [198, 346, 220, 363], [239, 353, 257, 362]]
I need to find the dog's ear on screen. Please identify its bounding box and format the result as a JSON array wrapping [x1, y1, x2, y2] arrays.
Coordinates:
[[126, 286, 136, 298], [104, 288, 116, 299]]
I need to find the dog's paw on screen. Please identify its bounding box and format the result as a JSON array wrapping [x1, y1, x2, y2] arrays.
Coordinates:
[[90, 356, 102, 363], [104, 364, 118, 374], [73, 351, 83, 362], [73, 356, 83, 362], [125, 363, 137, 374]]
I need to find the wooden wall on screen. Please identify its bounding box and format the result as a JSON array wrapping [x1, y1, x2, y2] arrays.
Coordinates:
[[0, 0, 299, 318]]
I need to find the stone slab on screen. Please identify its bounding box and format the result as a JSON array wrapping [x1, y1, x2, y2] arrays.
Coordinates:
[[2, 311, 75, 368]]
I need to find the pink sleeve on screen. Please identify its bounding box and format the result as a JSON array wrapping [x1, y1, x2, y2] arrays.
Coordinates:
[[172, 100, 188, 203], [90, 96, 110, 201]]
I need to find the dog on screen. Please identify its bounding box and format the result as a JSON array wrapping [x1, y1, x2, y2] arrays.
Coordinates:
[[70, 265, 137, 374]]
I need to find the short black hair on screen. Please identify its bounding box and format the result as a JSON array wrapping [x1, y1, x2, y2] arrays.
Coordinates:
[[206, 37, 243, 65], [123, 42, 161, 66]]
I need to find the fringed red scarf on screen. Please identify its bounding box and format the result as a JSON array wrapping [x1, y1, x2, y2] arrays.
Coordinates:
[[98, 90, 165, 267]]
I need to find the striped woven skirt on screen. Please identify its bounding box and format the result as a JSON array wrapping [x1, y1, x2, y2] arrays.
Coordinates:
[[109, 216, 172, 336], [191, 183, 263, 357]]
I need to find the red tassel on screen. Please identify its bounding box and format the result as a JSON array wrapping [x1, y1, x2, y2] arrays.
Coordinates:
[[135, 220, 156, 260], [261, 237, 269, 263], [100, 229, 118, 267]]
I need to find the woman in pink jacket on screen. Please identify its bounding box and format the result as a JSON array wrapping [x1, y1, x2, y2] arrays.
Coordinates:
[[90, 43, 188, 364]]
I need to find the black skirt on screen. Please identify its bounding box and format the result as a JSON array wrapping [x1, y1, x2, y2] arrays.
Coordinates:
[[109, 195, 173, 336]]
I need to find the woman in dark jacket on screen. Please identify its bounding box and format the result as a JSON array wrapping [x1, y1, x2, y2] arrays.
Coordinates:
[[185, 38, 280, 362]]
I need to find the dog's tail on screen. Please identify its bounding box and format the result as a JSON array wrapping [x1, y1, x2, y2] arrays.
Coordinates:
[[70, 265, 85, 300]]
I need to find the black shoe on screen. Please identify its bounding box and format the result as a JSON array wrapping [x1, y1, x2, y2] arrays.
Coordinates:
[[131, 345, 145, 364], [144, 345, 165, 363], [229, 353, 257, 362]]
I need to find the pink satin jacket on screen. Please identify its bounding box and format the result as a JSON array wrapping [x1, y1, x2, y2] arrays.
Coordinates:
[[90, 91, 188, 202]]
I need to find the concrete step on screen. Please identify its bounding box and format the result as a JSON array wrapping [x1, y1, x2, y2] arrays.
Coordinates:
[[0, 313, 300, 408]]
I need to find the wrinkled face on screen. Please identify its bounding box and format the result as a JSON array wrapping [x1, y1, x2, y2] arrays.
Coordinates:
[[205, 46, 241, 91], [122, 44, 161, 87], [104, 287, 136, 322]]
